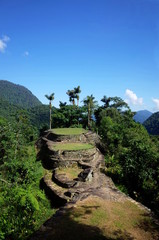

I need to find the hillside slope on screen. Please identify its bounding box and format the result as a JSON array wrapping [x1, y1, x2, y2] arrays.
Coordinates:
[[28, 104, 51, 129], [133, 110, 152, 123], [143, 111, 159, 135], [0, 80, 42, 108], [0, 97, 51, 129], [0, 98, 24, 121]]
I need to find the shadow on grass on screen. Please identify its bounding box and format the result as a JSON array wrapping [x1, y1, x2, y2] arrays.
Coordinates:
[[30, 205, 135, 240], [136, 212, 159, 239]]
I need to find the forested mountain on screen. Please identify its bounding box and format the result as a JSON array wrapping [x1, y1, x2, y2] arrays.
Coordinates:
[[133, 110, 152, 123], [0, 97, 51, 130], [0, 98, 23, 121], [28, 104, 53, 129], [0, 80, 42, 108], [143, 111, 159, 135]]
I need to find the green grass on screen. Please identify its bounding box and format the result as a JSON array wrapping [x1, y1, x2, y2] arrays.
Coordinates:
[[57, 167, 82, 180], [51, 128, 87, 135], [72, 198, 159, 239], [33, 196, 159, 240], [52, 142, 94, 151]]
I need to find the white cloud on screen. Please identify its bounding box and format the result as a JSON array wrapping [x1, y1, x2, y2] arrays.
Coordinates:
[[152, 98, 159, 111], [24, 51, 29, 56], [125, 89, 143, 105], [0, 35, 10, 53]]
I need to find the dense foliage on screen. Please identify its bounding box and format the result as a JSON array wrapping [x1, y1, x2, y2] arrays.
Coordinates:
[[0, 98, 25, 121], [95, 107, 159, 214], [52, 104, 88, 128], [143, 111, 159, 135], [0, 116, 53, 240], [0, 99, 51, 131], [0, 80, 42, 108], [28, 104, 51, 130]]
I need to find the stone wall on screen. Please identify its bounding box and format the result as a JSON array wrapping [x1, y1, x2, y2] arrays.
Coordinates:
[[41, 130, 88, 143], [36, 130, 102, 169]]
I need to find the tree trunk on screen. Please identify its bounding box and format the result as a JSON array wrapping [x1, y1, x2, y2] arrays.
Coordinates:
[[77, 95, 79, 106], [49, 102, 52, 129], [88, 103, 91, 129]]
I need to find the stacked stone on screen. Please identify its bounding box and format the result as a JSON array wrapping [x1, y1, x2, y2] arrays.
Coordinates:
[[37, 130, 105, 206]]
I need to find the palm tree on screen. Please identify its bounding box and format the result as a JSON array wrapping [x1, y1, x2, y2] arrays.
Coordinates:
[[45, 93, 55, 129], [59, 101, 67, 108], [83, 94, 97, 128], [66, 89, 76, 105], [101, 95, 111, 108], [74, 86, 81, 106]]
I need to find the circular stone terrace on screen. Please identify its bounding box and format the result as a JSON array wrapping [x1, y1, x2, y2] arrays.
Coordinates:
[[51, 128, 88, 135], [38, 128, 98, 169], [48, 141, 96, 164], [51, 142, 94, 151], [44, 128, 89, 142]]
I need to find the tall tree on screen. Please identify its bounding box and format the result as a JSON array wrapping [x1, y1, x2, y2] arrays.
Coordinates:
[[66, 90, 76, 105], [74, 86, 81, 106], [45, 93, 55, 129], [101, 96, 129, 111], [101, 95, 111, 108], [83, 94, 97, 128], [109, 96, 129, 111], [59, 101, 67, 108]]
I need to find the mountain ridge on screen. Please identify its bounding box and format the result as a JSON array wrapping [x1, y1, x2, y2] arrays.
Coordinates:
[[143, 111, 159, 135], [0, 80, 42, 108], [133, 110, 152, 123]]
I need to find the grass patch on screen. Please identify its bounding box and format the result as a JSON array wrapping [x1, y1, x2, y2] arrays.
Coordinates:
[[51, 128, 87, 135], [36, 196, 159, 239], [69, 197, 159, 239], [57, 167, 82, 180], [52, 143, 94, 151]]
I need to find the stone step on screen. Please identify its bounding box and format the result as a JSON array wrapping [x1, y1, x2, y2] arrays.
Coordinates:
[[78, 150, 103, 169], [41, 171, 72, 207], [52, 171, 78, 189], [43, 174, 82, 204]]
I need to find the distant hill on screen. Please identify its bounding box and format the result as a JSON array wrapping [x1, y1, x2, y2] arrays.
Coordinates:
[[143, 112, 159, 135], [0, 97, 51, 129], [0, 80, 42, 108], [133, 110, 152, 123]]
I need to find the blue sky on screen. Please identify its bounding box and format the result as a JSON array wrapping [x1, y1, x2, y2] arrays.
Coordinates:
[[0, 0, 159, 112]]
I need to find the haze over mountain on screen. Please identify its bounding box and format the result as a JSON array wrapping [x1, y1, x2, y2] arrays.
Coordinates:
[[0, 80, 42, 108], [133, 110, 152, 124]]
